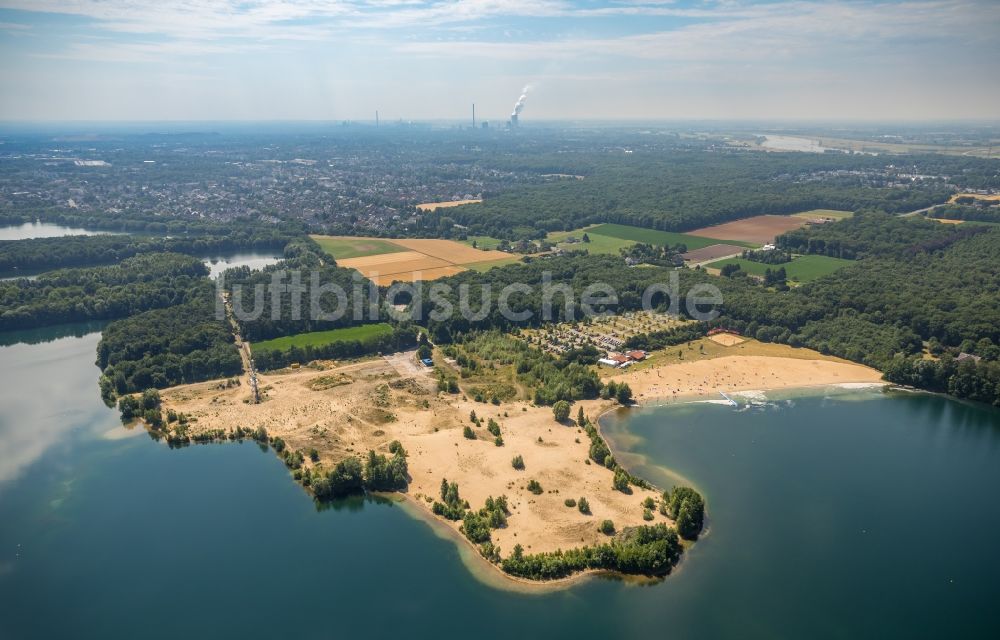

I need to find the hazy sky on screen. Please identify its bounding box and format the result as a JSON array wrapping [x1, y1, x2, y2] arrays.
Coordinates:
[[1, 0, 998, 122]]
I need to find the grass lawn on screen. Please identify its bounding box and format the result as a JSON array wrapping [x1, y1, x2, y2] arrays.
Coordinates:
[[705, 254, 853, 282], [790, 209, 854, 220], [585, 223, 756, 249], [252, 323, 394, 352], [310, 235, 404, 260], [546, 226, 636, 255], [461, 235, 505, 250]]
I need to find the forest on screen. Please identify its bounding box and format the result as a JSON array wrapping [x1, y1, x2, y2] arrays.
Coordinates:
[[96, 283, 242, 401], [927, 204, 1000, 222], [776, 210, 989, 258], [437, 152, 959, 239], [0, 252, 211, 331], [222, 237, 380, 342]]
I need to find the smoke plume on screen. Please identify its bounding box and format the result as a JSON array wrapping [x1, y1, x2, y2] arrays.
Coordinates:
[[511, 86, 529, 117]]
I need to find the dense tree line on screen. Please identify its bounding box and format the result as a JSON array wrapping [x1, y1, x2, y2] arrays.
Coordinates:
[[927, 204, 1000, 223], [741, 248, 792, 264], [776, 210, 986, 259], [500, 523, 683, 580], [620, 242, 686, 267], [0, 231, 293, 275], [0, 252, 211, 330]]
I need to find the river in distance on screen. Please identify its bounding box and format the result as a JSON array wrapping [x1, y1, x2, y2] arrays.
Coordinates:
[[0, 328, 998, 639]]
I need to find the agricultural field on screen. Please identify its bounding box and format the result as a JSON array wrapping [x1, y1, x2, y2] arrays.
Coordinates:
[[252, 323, 394, 353], [415, 199, 482, 211], [316, 235, 510, 285], [310, 235, 403, 260], [681, 244, 746, 263], [548, 222, 750, 256], [461, 235, 505, 250], [705, 254, 853, 283], [583, 223, 746, 250], [464, 256, 522, 272], [689, 215, 806, 245], [790, 209, 854, 221]]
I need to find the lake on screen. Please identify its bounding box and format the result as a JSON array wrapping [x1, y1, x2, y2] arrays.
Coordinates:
[[203, 253, 281, 279], [1, 333, 998, 639], [0, 222, 115, 241]]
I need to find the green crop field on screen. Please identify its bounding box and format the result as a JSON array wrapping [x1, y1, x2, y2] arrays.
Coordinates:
[[310, 235, 404, 260], [585, 223, 756, 249], [465, 257, 521, 272], [252, 323, 394, 352], [706, 254, 853, 282]]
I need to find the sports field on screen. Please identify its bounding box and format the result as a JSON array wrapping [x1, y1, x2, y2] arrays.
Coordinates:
[[706, 254, 853, 282]]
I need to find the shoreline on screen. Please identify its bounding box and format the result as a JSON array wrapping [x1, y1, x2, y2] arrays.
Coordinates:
[[633, 380, 888, 408], [153, 345, 885, 590]]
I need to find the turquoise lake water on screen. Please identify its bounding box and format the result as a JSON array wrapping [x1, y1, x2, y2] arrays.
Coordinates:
[[1, 329, 998, 639]]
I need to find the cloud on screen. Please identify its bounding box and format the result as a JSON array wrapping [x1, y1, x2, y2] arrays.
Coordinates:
[[1, 1, 997, 119]]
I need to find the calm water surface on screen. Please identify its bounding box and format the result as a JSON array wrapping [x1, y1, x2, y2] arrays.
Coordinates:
[[1, 331, 998, 639], [0, 222, 114, 241], [203, 253, 281, 278]]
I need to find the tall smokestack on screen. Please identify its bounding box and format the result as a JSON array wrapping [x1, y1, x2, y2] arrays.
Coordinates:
[[472, 103, 476, 129], [375, 110, 379, 128]]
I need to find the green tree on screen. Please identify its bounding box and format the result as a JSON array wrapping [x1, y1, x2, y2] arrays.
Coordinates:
[[613, 469, 630, 493], [615, 383, 633, 405], [553, 400, 571, 422]]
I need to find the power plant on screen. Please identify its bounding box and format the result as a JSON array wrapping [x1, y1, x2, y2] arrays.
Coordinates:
[[509, 86, 529, 127]]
